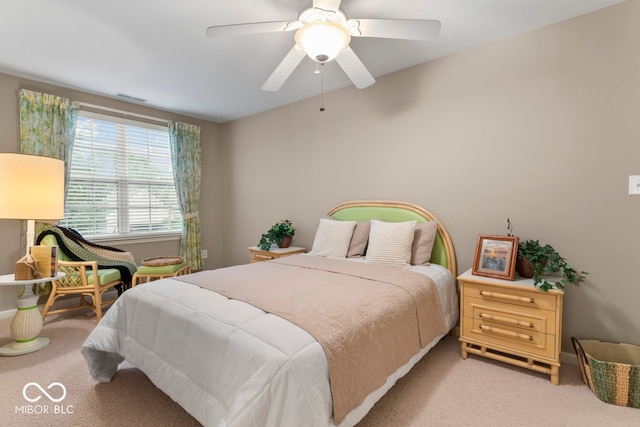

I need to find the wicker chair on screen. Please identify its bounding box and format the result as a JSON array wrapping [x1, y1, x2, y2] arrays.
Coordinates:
[[39, 234, 124, 322]]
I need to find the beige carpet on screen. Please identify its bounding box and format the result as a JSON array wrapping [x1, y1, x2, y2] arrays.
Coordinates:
[[0, 310, 638, 427]]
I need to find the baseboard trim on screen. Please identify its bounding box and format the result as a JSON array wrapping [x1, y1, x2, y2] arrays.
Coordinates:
[[561, 350, 578, 366], [2, 302, 580, 368], [0, 308, 16, 320]]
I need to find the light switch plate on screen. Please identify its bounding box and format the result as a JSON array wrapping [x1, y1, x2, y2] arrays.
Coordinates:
[[629, 175, 640, 195]]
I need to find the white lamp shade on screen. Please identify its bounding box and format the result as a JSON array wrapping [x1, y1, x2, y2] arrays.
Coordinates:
[[295, 21, 351, 63], [0, 153, 65, 220]]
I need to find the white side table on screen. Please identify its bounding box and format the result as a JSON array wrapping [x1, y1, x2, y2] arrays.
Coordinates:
[[0, 272, 65, 356]]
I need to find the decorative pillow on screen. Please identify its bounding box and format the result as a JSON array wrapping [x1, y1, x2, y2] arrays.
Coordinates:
[[365, 219, 417, 267], [309, 218, 357, 258], [347, 221, 371, 258], [411, 221, 438, 265]]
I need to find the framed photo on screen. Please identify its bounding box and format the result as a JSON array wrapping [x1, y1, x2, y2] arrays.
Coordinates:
[[472, 235, 519, 280]]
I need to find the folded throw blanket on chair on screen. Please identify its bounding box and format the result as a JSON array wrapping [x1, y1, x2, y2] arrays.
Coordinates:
[[36, 226, 137, 286]]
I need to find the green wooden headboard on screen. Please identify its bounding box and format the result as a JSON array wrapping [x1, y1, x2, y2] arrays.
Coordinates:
[[328, 200, 457, 277]]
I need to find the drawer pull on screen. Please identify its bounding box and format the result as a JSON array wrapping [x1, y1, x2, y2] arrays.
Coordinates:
[[254, 254, 274, 260], [479, 290, 534, 304], [479, 324, 533, 341], [479, 313, 535, 329]]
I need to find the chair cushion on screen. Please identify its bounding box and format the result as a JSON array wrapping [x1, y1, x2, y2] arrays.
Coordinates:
[[63, 268, 121, 287], [135, 260, 189, 276], [91, 269, 121, 286]]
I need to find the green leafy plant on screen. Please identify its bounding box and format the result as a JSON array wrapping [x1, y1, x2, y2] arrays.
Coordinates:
[[258, 219, 296, 251], [516, 239, 588, 292]]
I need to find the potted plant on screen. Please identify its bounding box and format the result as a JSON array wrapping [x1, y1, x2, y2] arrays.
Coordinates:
[[516, 239, 588, 292], [258, 220, 296, 251], [506, 219, 587, 292]]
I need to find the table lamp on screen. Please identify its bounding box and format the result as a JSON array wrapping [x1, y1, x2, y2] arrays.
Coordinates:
[[0, 153, 65, 253], [0, 153, 64, 356]]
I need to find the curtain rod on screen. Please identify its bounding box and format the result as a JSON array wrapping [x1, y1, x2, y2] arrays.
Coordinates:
[[75, 101, 170, 125]]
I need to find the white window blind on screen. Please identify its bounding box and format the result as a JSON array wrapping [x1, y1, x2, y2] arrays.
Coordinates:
[[62, 111, 181, 239]]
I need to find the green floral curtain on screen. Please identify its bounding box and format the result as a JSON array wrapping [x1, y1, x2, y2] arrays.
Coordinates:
[[19, 89, 78, 294], [19, 89, 77, 240], [169, 122, 203, 271]]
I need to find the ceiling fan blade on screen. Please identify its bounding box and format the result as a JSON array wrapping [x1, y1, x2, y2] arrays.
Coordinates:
[[206, 21, 298, 39], [262, 47, 306, 92], [347, 19, 441, 41], [312, 0, 341, 12], [335, 46, 375, 89]]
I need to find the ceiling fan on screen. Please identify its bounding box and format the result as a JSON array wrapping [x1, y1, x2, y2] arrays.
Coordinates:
[[205, 0, 440, 92]]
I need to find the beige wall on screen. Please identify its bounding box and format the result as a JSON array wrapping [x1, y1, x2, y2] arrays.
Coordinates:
[[1, 2, 637, 353], [221, 1, 640, 351], [0, 73, 224, 310]]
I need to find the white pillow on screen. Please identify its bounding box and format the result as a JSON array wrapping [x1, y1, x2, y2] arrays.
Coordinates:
[[366, 219, 417, 268], [309, 218, 357, 258]]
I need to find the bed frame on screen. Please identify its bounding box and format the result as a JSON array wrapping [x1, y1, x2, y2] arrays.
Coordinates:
[[327, 200, 457, 278], [83, 200, 458, 427]]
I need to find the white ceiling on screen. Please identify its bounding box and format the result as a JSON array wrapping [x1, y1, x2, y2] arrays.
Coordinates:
[[0, 0, 624, 123]]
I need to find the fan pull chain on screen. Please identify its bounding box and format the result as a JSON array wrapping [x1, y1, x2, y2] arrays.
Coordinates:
[[319, 63, 325, 112]]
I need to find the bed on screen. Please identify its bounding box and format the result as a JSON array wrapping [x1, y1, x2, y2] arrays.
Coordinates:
[[82, 200, 458, 427]]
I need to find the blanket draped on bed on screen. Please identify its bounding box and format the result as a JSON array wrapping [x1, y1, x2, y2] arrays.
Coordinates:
[[175, 255, 447, 424], [36, 226, 137, 286]]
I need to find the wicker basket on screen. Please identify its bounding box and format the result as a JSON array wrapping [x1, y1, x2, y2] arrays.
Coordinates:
[[141, 256, 184, 267], [572, 337, 640, 408]]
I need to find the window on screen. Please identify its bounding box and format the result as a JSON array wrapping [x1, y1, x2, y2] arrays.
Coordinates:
[[62, 111, 181, 240]]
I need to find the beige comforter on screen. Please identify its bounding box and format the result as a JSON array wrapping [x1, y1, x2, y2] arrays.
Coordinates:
[[176, 255, 447, 424]]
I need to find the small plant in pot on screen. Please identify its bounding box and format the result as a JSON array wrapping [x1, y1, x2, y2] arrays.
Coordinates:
[[258, 219, 296, 251], [516, 239, 588, 292]]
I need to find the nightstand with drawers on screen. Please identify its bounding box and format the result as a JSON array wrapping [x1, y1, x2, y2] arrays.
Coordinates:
[[458, 268, 564, 385], [248, 246, 306, 263]]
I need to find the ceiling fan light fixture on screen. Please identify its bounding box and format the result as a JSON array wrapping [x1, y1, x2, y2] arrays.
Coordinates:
[[295, 21, 350, 63]]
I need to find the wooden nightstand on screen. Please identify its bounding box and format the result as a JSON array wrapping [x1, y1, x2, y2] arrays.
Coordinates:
[[248, 246, 306, 263], [458, 268, 564, 385]]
